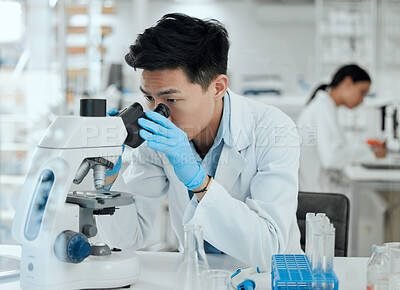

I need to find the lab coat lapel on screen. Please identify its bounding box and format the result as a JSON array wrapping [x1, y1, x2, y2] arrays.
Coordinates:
[[215, 144, 247, 193], [214, 90, 254, 193]]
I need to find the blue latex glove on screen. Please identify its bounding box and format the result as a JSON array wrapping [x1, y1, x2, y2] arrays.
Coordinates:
[[106, 107, 119, 116], [105, 154, 122, 176], [106, 108, 124, 176], [138, 111, 206, 190]]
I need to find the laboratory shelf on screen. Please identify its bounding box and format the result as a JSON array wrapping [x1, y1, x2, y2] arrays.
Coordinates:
[[315, 0, 376, 83], [271, 254, 338, 290]]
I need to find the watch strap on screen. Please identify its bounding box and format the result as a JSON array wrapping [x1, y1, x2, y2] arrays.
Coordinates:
[[191, 175, 213, 194]]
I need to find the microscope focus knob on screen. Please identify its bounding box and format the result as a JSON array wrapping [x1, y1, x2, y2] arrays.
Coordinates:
[[82, 224, 98, 238], [54, 230, 92, 263]]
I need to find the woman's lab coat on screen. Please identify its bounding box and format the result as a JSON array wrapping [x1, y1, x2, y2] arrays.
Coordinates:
[[97, 90, 302, 270], [296, 90, 370, 192]]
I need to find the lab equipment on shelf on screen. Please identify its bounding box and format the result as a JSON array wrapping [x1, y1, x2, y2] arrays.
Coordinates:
[[382, 104, 400, 152]]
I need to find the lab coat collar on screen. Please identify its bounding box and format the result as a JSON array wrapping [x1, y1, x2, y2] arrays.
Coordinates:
[[211, 90, 252, 192], [214, 91, 233, 148], [317, 89, 337, 109], [227, 89, 254, 151]]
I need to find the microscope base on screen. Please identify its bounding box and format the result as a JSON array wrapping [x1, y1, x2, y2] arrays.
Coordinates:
[[19, 248, 140, 290]]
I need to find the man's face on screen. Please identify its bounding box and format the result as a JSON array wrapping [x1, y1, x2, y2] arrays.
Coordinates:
[[140, 68, 218, 141]]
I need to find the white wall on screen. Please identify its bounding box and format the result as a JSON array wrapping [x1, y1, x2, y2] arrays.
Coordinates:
[[103, 0, 316, 96]]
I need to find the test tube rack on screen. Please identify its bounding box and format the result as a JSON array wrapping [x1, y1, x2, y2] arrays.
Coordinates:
[[271, 254, 338, 289]]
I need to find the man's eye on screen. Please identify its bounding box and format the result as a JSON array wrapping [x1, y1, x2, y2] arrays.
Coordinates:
[[167, 99, 177, 103], [144, 95, 154, 101]]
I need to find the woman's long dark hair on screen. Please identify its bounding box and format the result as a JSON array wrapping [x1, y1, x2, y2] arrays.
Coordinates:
[[306, 64, 371, 105]]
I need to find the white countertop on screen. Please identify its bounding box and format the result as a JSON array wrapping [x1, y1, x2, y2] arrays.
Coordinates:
[[344, 153, 400, 182], [0, 245, 368, 290], [345, 165, 400, 182], [246, 94, 397, 108]]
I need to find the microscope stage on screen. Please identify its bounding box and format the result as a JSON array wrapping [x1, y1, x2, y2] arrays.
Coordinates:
[[67, 191, 134, 209]]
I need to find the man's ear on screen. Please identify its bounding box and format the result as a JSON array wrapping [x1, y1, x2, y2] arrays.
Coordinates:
[[213, 74, 228, 100]]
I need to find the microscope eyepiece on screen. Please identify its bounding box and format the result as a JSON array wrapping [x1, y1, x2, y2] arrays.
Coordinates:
[[119, 102, 170, 148], [153, 103, 170, 118]]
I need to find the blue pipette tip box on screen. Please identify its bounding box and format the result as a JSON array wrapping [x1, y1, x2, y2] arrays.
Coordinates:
[[271, 254, 338, 290]]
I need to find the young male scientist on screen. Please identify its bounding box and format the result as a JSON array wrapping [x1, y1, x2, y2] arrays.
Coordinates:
[[97, 13, 302, 269]]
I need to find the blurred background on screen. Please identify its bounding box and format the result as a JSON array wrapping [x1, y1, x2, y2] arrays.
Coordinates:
[[0, 0, 399, 256]]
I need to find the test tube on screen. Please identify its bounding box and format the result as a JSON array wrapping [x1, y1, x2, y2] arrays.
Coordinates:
[[311, 224, 324, 290], [325, 224, 335, 274], [316, 213, 329, 226], [312, 223, 324, 273], [306, 213, 315, 264]]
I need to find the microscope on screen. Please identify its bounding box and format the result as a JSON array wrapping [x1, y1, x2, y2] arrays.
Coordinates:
[[381, 103, 400, 152], [12, 99, 169, 290]]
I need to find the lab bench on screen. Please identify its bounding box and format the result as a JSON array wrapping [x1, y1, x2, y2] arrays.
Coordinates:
[[0, 245, 368, 290], [345, 161, 400, 257]]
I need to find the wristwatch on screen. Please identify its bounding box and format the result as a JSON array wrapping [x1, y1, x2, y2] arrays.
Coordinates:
[[191, 175, 213, 194]]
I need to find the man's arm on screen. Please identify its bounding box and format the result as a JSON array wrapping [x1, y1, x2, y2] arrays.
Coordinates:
[[105, 173, 118, 187]]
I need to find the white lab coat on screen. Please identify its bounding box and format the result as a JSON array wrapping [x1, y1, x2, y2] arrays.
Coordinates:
[[296, 90, 370, 192], [97, 90, 302, 270]]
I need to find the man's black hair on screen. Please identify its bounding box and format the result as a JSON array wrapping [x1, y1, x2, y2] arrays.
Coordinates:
[[125, 13, 230, 91]]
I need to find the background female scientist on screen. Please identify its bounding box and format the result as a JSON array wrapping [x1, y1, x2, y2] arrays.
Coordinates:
[[297, 64, 371, 192]]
